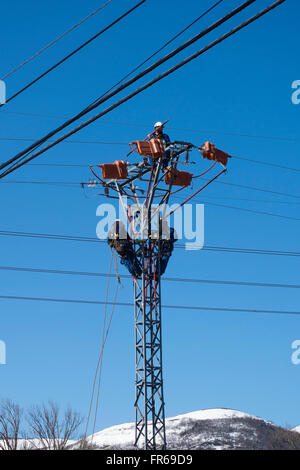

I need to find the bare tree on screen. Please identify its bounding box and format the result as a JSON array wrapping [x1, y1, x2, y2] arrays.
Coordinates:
[[0, 399, 22, 450], [77, 436, 100, 450], [27, 401, 82, 450]]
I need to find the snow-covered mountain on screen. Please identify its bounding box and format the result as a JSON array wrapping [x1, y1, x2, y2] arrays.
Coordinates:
[[80, 408, 300, 450], [2, 409, 298, 450]]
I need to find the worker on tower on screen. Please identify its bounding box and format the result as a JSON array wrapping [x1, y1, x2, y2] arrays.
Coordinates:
[[107, 220, 142, 278], [151, 121, 171, 169], [157, 220, 177, 276]]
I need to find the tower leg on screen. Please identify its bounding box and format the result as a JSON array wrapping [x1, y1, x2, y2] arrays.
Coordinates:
[[134, 240, 166, 450]]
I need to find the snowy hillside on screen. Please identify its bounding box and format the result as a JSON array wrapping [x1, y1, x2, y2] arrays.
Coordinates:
[[1, 408, 299, 450], [80, 408, 300, 450]]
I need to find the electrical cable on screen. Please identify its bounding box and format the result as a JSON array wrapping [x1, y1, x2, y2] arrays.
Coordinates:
[[197, 199, 300, 222], [0, 0, 114, 81], [1, 139, 300, 175], [1, 264, 299, 290], [0, 0, 258, 175], [3, 113, 300, 146], [88, 0, 225, 106], [3, 177, 299, 207], [0, 0, 286, 179], [200, 176, 300, 200], [0, 1, 147, 107], [0, 294, 299, 316], [0, 229, 299, 257], [232, 155, 300, 173], [0, 137, 127, 145]]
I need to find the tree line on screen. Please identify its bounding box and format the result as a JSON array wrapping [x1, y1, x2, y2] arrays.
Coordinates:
[[0, 399, 91, 450]]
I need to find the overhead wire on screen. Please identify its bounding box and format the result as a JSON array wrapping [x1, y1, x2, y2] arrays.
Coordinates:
[[3, 174, 300, 209], [0, 0, 224, 111], [1, 175, 300, 219], [3, 112, 300, 147], [1, 0, 295, 435], [0, 137, 127, 145], [0, 0, 259, 176], [0, 0, 287, 179], [0, 1, 147, 108], [0, 294, 299, 316], [196, 198, 300, 222], [1, 264, 300, 290], [232, 155, 300, 173], [1, 137, 300, 175], [172, 192, 300, 222], [1, 2, 250, 176], [3, 159, 300, 220], [197, 176, 300, 200], [0, 229, 299, 257], [0, 0, 114, 81], [88, 0, 225, 105], [177, 196, 300, 206]]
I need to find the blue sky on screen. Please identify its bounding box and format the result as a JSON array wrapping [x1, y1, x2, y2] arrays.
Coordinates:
[[1, 0, 300, 435]]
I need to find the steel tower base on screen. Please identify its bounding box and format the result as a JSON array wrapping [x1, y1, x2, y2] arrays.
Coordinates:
[[134, 238, 166, 450]]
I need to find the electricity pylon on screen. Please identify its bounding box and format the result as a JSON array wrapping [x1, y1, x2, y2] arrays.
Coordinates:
[[90, 132, 229, 450], [134, 236, 166, 449]]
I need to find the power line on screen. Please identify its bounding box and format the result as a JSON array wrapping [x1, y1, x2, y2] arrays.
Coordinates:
[[168, 126, 300, 144], [1, 137, 300, 175], [0, 180, 80, 185], [0, 111, 70, 119], [3, 112, 300, 146], [196, 199, 300, 222], [0, 264, 299, 290], [190, 245, 300, 257], [88, 0, 225, 106], [0, 0, 258, 176], [2, 178, 300, 223], [178, 195, 300, 206], [0, 137, 127, 145], [0, 294, 299, 316], [232, 155, 300, 173], [199, 177, 300, 200], [0, 229, 298, 257], [1, 1, 114, 80], [0, 1, 146, 106], [0, 0, 287, 179], [27, 163, 95, 167], [25, 155, 300, 175], [3, 178, 300, 206]]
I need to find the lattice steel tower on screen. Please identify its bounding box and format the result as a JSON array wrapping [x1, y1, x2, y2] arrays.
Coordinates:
[[90, 126, 229, 450], [133, 232, 166, 449]]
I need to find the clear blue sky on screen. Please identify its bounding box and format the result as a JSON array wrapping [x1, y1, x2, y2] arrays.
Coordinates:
[[1, 0, 300, 434]]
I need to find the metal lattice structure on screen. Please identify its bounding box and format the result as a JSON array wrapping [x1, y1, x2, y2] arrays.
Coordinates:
[[89, 126, 229, 450], [134, 239, 166, 449]]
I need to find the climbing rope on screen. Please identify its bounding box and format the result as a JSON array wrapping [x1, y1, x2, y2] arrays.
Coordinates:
[[83, 250, 120, 447]]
